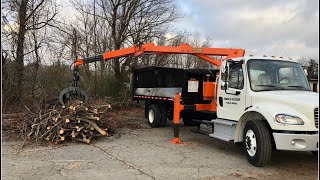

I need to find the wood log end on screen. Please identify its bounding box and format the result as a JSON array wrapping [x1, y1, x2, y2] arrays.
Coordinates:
[[99, 130, 107, 136]]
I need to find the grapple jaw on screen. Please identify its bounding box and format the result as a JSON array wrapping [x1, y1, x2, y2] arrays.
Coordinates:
[[59, 86, 88, 106], [59, 59, 90, 105]]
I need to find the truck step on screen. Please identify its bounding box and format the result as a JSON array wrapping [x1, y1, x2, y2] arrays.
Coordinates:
[[191, 128, 210, 135], [209, 119, 237, 142], [192, 119, 214, 124], [191, 123, 212, 135]]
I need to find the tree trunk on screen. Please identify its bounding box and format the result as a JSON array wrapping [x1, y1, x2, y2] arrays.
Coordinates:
[[113, 42, 122, 82], [31, 29, 40, 98], [13, 0, 28, 102]]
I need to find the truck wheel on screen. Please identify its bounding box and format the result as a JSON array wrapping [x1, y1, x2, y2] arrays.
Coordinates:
[[159, 105, 168, 127], [243, 120, 272, 167], [183, 118, 200, 126], [147, 105, 161, 128]]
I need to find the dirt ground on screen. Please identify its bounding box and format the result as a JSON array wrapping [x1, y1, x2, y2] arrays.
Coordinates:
[[2, 111, 319, 180]]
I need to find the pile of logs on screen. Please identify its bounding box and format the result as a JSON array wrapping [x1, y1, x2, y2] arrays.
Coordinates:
[[25, 101, 112, 144]]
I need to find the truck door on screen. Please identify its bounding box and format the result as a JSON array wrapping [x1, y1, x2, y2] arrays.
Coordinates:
[[217, 61, 247, 121]]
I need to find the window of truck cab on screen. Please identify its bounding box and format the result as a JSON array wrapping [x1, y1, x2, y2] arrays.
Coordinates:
[[228, 63, 244, 90], [247, 59, 310, 92]]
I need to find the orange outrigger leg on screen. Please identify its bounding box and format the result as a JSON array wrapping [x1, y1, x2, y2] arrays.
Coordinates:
[[171, 93, 184, 144]]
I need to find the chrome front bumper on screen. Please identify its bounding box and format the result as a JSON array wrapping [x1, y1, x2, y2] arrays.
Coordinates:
[[273, 133, 318, 151]]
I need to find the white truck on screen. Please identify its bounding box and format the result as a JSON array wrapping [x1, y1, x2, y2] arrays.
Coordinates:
[[217, 56, 318, 166], [133, 56, 319, 167]]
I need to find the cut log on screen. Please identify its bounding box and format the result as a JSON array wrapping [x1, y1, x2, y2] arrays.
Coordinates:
[[85, 116, 100, 121], [74, 138, 90, 144], [71, 131, 78, 138], [60, 136, 65, 141], [77, 118, 107, 135], [59, 129, 64, 135]]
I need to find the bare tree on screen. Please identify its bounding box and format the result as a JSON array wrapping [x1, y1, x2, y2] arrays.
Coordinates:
[[61, 0, 180, 97], [2, 0, 57, 102], [87, 0, 180, 82]]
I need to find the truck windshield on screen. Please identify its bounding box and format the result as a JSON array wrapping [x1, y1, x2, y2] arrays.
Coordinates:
[[247, 59, 310, 92]]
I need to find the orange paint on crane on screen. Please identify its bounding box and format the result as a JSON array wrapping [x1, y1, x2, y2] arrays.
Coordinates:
[[74, 43, 245, 69], [73, 58, 84, 67]]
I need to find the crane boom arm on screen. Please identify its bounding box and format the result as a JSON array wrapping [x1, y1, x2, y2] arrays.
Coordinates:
[[73, 43, 245, 68]]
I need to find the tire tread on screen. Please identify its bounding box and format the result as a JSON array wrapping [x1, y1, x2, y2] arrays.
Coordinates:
[[159, 105, 168, 127], [244, 120, 272, 167]]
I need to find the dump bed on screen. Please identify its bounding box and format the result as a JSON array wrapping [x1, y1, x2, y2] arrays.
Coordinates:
[[132, 66, 219, 104]]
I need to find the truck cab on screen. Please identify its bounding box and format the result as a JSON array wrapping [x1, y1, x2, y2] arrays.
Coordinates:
[[133, 56, 318, 167], [216, 56, 318, 166]]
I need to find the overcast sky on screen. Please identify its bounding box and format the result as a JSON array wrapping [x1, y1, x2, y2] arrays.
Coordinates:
[[174, 0, 319, 60]]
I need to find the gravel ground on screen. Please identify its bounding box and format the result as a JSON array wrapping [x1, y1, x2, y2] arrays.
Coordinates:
[[2, 117, 318, 180]]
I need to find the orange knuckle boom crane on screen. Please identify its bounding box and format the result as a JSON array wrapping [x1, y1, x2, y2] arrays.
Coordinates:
[[60, 42, 244, 106], [60, 42, 318, 167], [60, 42, 245, 143]]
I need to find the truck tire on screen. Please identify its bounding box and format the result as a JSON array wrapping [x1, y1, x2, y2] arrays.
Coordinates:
[[147, 105, 161, 128], [243, 120, 272, 167], [159, 105, 168, 127]]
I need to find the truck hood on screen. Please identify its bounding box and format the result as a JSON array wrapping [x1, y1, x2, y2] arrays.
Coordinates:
[[251, 90, 319, 131], [253, 91, 319, 108]]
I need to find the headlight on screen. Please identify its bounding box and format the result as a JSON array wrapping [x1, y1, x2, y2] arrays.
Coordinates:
[[275, 114, 304, 125]]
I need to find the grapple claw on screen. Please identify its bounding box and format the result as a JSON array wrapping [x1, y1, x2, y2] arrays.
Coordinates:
[[59, 86, 88, 106]]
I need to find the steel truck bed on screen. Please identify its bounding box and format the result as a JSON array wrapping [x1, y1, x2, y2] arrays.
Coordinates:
[[132, 66, 219, 104]]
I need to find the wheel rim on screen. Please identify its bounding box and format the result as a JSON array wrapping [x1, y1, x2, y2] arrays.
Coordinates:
[[148, 109, 154, 123], [245, 129, 257, 157]]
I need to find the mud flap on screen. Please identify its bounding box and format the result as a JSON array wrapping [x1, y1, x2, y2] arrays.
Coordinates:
[[59, 86, 88, 105]]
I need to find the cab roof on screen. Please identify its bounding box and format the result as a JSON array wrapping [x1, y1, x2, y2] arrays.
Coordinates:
[[230, 56, 299, 63]]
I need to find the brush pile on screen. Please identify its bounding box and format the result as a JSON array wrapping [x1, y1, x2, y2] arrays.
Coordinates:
[[25, 100, 112, 144]]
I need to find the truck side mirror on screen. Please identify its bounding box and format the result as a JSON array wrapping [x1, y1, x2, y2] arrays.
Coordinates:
[[224, 66, 229, 88], [221, 63, 228, 81]]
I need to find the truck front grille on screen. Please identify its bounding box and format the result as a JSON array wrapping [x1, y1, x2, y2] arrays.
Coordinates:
[[315, 108, 319, 128]]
